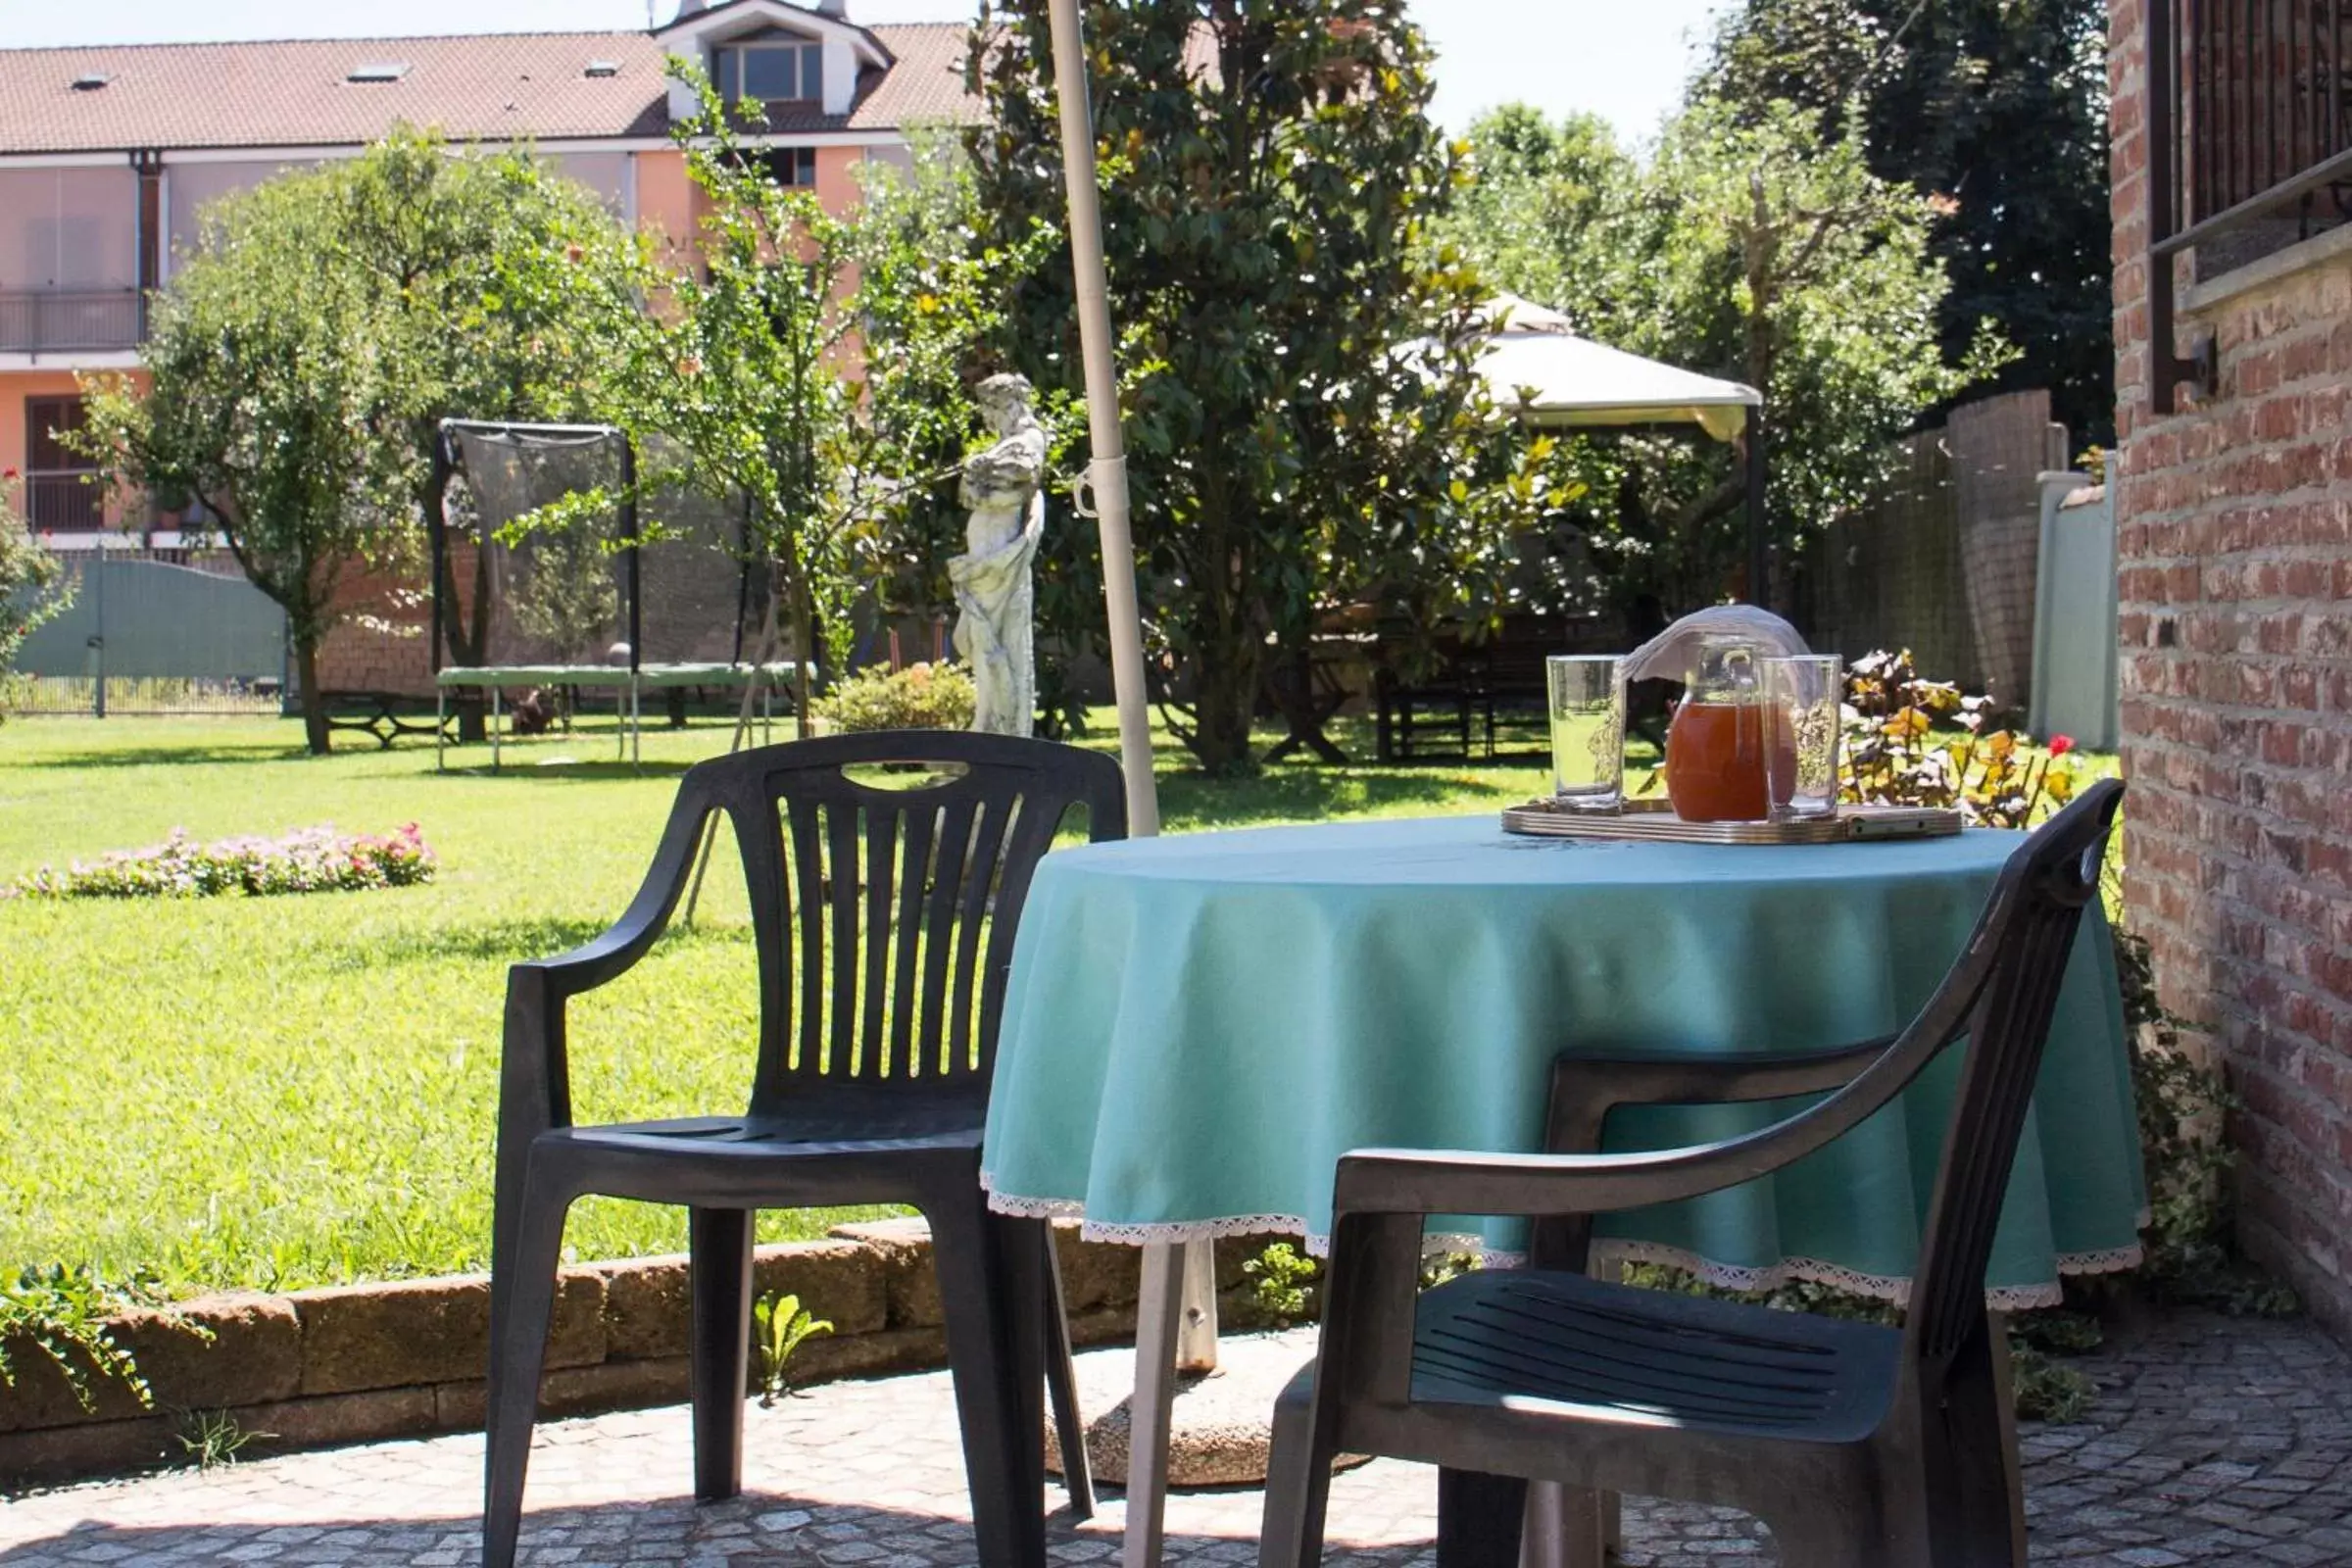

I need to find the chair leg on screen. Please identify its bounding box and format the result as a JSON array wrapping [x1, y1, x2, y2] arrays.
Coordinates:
[[1041, 1228, 1096, 1519], [1258, 1370, 1335, 1568], [1923, 1317, 2029, 1568], [482, 1173, 571, 1568], [689, 1206, 755, 1502], [929, 1195, 1043, 1568], [1437, 1468, 1528, 1568]]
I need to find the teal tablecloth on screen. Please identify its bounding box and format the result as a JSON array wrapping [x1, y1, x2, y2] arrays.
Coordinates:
[[981, 815, 2145, 1307]]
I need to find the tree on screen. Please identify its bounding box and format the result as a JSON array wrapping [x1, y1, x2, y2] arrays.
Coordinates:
[[612, 75, 1027, 726], [1705, 0, 2112, 443], [971, 0, 1560, 773], [1441, 99, 2003, 637], [0, 475, 72, 713], [77, 134, 641, 752], [327, 131, 645, 719], [81, 180, 410, 753]]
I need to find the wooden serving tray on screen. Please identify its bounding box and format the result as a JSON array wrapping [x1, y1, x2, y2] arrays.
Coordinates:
[[1501, 797, 1964, 845]]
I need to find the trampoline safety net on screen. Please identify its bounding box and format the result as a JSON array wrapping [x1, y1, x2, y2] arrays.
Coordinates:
[[442, 423, 764, 670]]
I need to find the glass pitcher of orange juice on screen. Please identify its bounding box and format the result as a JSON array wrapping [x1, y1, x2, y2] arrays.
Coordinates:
[[1665, 634, 1791, 822]]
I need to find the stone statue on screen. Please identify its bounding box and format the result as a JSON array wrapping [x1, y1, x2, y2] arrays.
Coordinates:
[[950, 373, 1049, 736]]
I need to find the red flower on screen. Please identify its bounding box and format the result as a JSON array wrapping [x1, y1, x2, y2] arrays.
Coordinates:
[[2048, 735, 2076, 757]]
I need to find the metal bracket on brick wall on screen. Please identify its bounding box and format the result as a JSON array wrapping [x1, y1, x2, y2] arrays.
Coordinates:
[[2174, 332, 2217, 409]]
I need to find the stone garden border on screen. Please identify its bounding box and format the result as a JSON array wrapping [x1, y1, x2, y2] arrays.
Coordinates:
[[0, 1221, 1286, 1489]]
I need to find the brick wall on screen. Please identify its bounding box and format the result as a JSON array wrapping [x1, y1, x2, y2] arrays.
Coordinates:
[[311, 561, 436, 697], [2110, 0, 2352, 1330]]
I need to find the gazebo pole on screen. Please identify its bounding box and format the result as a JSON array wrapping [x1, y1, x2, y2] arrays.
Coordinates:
[[1044, 9, 1208, 1568]]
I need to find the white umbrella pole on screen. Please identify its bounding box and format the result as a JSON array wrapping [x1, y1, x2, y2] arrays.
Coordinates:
[[1044, 15, 1202, 1568], [1047, 0, 1159, 842]]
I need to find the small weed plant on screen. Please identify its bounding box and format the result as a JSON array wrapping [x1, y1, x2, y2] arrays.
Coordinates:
[[6, 823, 435, 901], [172, 1407, 270, 1469], [753, 1292, 833, 1404]]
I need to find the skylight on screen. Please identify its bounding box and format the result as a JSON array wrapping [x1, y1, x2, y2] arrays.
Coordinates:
[[347, 62, 412, 83], [584, 60, 621, 78], [71, 73, 111, 90]]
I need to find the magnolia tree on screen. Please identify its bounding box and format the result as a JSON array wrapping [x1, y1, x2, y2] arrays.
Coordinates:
[[609, 74, 1035, 728], [1441, 97, 2007, 637], [0, 476, 71, 714], [972, 0, 1566, 773]]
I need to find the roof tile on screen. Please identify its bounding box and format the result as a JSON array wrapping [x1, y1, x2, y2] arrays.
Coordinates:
[[0, 23, 977, 155]]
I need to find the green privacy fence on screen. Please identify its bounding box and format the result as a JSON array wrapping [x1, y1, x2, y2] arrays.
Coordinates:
[[13, 550, 285, 715]]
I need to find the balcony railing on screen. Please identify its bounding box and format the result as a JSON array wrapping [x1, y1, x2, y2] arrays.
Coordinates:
[[0, 289, 142, 355], [22, 471, 105, 530], [2148, 0, 2352, 406]]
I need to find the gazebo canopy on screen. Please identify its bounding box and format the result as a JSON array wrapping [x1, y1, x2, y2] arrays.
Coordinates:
[[1473, 294, 1761, 442]]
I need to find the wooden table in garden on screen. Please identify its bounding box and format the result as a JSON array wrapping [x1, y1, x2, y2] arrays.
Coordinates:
[[981, 814, 2145, 1568]]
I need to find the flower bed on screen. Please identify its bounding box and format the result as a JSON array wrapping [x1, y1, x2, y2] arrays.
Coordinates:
[[5, 824, 435, 901]]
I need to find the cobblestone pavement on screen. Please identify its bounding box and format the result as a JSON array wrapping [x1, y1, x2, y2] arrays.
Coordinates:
[[3, 1308, 2350, 1567]]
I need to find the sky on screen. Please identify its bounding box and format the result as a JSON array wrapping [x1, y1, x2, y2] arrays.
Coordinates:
[[0, 0, 1732, 143]]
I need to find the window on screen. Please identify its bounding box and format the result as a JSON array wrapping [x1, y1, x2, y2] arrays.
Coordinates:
[[24, 396, 101, 529], [716, 41, 823, 105], [759, 148, 819, 189]]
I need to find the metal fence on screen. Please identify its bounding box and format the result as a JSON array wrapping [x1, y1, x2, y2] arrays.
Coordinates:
[[0, 289, 142, 354], [11, 549, 285, 716], [2148, 0, 2352, 405]]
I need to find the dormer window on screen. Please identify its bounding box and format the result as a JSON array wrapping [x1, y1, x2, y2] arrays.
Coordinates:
[[715, 40, 822, 105]]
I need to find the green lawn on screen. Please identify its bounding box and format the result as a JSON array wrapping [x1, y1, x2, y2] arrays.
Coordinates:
[[0, 711, 1549, 1296]]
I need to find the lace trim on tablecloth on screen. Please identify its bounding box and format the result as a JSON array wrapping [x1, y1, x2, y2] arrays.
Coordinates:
[[980, 1175, 1485, 1256], [1585, 1232, 2148, 1311], [983, 1179, 2150, 1308]]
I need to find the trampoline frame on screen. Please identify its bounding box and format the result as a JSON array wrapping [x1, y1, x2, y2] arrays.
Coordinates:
[[433, 662, 802, 773]]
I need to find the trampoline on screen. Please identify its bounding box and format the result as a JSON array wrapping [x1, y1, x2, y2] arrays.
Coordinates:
[[432, 419, 797, 772], [434, 661, 800, 771]]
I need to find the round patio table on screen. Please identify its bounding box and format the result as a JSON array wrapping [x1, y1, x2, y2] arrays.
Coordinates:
[[983, 813, 2146, 1303]]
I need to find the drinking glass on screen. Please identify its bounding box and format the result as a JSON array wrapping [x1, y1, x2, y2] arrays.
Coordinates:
[[1763, 655, 1843, 822], [1546, 655, 1624, 811]]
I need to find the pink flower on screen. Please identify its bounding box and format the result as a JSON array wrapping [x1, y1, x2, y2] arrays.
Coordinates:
[[2048, 735, 2076, 757]]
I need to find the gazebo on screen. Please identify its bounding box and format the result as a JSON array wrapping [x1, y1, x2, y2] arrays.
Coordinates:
[[1469, 293, 1767, 589]]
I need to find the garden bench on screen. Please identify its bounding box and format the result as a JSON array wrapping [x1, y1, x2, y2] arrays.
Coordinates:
[[320, 691, 458, 750]]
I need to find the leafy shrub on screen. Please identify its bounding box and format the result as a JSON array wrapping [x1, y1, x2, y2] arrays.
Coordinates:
[[815, 662, 976, 734], [1241, 1242, 1321, 1328], [1840, 649, 2075, 827], [2114, 930, 2298, 1317], [5, 824, 436, 901], [0, 482, 73, 717], [0, 1263, 190, 1413]]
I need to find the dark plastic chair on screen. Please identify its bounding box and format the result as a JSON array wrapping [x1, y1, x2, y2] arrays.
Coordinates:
[[484, 730, 1125, 1568], [1260, 779, 2126, 1568]]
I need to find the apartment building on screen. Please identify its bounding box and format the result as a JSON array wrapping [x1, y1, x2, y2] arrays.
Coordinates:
[[0, 0, 978, 538]]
